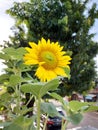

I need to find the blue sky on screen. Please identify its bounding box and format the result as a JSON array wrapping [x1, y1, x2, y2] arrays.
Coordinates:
[[0, 0, 98, 73]]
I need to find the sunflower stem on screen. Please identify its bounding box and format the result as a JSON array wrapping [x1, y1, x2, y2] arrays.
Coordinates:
[[61, 120, 69, 130], [37, 96, 41, 130]]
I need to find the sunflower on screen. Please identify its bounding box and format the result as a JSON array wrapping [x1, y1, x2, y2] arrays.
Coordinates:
[[24, 38, 71, 82]]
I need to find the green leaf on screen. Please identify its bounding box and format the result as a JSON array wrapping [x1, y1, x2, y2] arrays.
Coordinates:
[[0, 74, 9, 82], [3, 123, 22, 130], [68, 113, 83, 125], [17, 63, 31, 72], [0, 122, 11, 128], [21, 82, 44, 97], [49, 92, 68, 106], [63, 67, 71, 79], [16, 47, 27, 57], [69, 101, 88, 112], [49, 92, 69, 112], [49, 92, 64, 104], [20, 106, 33, 115], [58, 16, 68, 25], [40, 78, 59, 97], [13, 47, 26, 60], [69, 101, 98, 112], [9, 75, 25, 86], [84, 104, 98, 112], [14, 116, 34, 128], [0, 92, 11, 101], [41, 102, 59, 117], [3, 47, 26, 60], [0, 86, 7, 95], [3, 47, 16, 55], [3, 115, 36, 130], [21, 78, 59, 98], [0, 53, 10, 60]]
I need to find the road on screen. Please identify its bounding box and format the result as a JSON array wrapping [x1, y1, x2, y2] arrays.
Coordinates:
[[67, 111, 98, 129]]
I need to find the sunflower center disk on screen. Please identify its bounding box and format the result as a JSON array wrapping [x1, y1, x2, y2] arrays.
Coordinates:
[[40, 51, 57, 69]]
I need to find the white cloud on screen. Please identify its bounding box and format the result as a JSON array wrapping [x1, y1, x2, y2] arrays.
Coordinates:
[[0, 1, 14, 45], [0, 17, 15, 44], [0, 0, 29, 45]]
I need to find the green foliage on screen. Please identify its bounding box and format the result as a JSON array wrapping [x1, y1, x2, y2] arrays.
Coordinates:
[[0, 45, 98, 130], [69, 101, 98, 112], [3, 116, 36, 130], [0, 47, 33, 121], [21, 78, 59, 98], [68, 113, 83, 125], [40, 102, 59, 117]]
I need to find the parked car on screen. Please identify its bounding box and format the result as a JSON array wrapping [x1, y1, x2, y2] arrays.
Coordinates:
[[84, 94, 97, 102], [45, 107, 66, 130]]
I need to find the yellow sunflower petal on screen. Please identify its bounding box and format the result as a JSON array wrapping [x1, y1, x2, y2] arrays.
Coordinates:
[[29, 42, 37, 49], [35, 66, 47, 82], [54, 67, 67, 77], [35, 66, 57, 82]]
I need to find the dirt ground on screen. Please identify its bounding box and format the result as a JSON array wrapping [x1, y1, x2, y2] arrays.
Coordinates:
[[67, 111, 98, 129]]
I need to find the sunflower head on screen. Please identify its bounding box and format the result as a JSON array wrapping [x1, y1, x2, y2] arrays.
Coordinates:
[[24, 38, 71, 82]]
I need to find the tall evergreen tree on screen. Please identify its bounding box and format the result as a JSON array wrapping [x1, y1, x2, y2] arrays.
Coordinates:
[[3, 0, 98, 94]]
